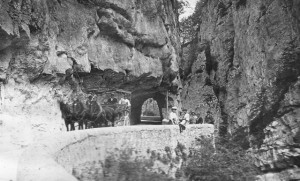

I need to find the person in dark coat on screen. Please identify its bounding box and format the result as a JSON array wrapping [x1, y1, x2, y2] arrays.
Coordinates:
[[86, 94, 93, 109], [204, 111, 215, 124], [196, 115, 203, 124], [107, 93, 118, 105]]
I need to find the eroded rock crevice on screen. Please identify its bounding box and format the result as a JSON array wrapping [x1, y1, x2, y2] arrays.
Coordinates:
[[180, 0, 300, 174]]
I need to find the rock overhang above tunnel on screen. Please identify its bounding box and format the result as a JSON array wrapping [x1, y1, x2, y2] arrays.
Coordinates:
[[0, 0, 180, 85]]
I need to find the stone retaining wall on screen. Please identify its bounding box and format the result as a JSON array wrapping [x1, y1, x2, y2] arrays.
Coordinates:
[[17, 124, 214, 181]]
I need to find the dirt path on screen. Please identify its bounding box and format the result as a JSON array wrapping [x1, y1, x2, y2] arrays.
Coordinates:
[[0, 149, 24, 181]]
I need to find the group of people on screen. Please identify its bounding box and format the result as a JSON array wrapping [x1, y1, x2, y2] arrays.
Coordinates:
[[106, 93, 131, 108], [105, 93, 131, 126], [167, 106, 215, 133]]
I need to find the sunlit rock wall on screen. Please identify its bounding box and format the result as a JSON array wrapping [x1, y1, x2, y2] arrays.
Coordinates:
[[0, 0, 181, 151]]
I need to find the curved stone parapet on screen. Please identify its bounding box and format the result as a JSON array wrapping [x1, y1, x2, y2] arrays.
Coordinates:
[[17, 124, 214, 181]]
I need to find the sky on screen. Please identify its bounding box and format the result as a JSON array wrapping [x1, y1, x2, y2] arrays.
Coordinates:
[[180, 0, 199, 20]]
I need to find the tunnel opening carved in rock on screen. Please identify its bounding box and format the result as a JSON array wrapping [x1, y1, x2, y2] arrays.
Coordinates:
[[130, 89, 170, 125]]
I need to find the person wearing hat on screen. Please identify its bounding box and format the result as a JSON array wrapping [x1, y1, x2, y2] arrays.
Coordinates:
[[169, 106, 179, 125], [107, 93, 118, 105], [204, 110, 215, 124], [118, 94, 131, 108]]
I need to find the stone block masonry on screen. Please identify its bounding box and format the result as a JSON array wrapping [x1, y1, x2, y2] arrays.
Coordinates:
[[17, 124, 214, 181]]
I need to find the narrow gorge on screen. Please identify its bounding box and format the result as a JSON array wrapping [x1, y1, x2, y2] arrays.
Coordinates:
[[0, 0, 299, 180], [180, 0, 300, 179]]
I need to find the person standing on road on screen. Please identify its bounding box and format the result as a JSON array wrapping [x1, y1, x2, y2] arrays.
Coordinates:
[[182, 109, 190, 124], [179, 109, 189, 133], [119, 94, 131, 108], [204, 111, 215, 124], [197, 116, 203, 124], [190, 112, 198, 124], [123, 109, 130, 126], [169, 106, 179, 125], [107, 93, 118, 105]]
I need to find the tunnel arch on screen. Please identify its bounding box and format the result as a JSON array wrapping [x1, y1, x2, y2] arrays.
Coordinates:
[[130, 89, 173, 125]]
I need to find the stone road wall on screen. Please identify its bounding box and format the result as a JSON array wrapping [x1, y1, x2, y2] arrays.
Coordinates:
[[17, 124, 214, 181]]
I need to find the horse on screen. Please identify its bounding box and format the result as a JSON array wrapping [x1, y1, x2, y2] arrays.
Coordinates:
[[102, 104, 124, 127], [59, 102, 75, 131], [72, 98, 86, 130], [59, 99, 86, 131], [84, 98, 106, 128]]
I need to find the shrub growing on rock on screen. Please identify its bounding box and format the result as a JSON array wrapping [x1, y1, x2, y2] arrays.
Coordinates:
[[182, 136, 260, 181]]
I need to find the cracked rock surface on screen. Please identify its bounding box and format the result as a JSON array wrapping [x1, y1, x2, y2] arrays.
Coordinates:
[[0, 0, 181, 165], [181, 0, 300, 174]]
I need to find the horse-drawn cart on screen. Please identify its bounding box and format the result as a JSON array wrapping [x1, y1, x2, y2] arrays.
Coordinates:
[[101, 103, 130, 126], [61, 88, 132, 129]]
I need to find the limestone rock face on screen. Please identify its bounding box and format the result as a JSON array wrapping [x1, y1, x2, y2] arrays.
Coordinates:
[[0, 0, 181, 151], [0, 0, 180, 87], [181, 0, 300, 171]]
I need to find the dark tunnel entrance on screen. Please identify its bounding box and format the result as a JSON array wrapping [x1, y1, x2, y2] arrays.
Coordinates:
[[130, 89, 174, 125]]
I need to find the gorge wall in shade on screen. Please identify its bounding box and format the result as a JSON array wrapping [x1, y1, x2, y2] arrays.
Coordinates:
[[181, 0, 300, 171]]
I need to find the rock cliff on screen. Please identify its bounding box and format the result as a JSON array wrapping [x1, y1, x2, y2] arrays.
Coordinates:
[[181, 0, 300, 173], [0, 0, 181, 151]]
